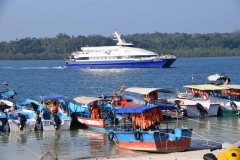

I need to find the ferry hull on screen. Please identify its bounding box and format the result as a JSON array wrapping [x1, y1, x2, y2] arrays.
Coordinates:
[[66, 59, 175, 69], [112, 130, 192, 153]]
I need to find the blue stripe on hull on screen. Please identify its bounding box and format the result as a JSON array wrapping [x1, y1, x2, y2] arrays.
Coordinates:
[[113, 130, 192, 142], [66, 59, 174, 69], [87, 126, 108, 133]]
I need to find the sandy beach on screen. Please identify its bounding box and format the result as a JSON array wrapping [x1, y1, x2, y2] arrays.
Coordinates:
[[84, 149, 223, 160]]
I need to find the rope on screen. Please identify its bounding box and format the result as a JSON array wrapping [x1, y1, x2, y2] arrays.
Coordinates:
[[187, 117, 240, 134], [0, 131, 41, 158], [175, 114, 240, 147]]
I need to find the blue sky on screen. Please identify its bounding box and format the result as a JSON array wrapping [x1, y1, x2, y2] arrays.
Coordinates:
[[0, 0, 240, 42]]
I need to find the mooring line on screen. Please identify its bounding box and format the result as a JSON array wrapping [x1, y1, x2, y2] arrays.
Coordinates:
[[187, 117, 240, 134], [0, 131, 41, 158]]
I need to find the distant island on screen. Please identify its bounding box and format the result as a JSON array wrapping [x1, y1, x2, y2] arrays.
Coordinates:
[[0, 30, 240, 60]]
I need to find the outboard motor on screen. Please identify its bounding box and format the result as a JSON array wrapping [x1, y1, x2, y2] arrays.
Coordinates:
[[30, 102, 39, 114], [174, 102, 183, 115], [34, 114, 42, 131], [51, 113, 61, 130], [196, 103, 208, 117], [230, 101, 237, 111], [16, 113, 27, 131]]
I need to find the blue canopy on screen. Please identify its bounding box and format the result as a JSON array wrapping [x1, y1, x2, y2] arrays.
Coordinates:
[[115, 105, 176, 114], [40, 95, 68, 100]]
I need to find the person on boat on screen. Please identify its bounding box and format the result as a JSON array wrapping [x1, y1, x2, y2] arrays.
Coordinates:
[[109, 101, 115, 114], [50, 100, 59, 113], [143, 94, 150, 105], [90, 101, 102, 119], [204, 92, 209, 100]]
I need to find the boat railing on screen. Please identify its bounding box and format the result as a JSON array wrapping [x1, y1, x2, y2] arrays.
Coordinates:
[[106, 121, 134, 132]]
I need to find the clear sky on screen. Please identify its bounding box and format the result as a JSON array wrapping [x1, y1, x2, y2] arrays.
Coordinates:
[[0, 0, 240, 42]]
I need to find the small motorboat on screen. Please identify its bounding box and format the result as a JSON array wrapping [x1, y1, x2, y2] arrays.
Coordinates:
[[8, 109, 38, 131], [107, 105, 193, 153], [8, 98, 42, 131], [71, 96, 117, 133], [0, 99, 14, 132], [39, 95, 72, 131]]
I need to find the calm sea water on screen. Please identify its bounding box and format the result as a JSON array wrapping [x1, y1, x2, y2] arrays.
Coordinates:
[[0, 57, 240, 160]]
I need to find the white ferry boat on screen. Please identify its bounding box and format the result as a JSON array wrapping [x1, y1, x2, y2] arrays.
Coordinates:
[[65, 31, 176, 69]]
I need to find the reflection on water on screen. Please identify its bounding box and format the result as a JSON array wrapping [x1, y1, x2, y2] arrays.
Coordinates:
[[1, 117, 240, 159], [0, 129, 139, 160]]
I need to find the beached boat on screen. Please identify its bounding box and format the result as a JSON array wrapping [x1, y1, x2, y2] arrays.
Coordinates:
[[181, 73, 240, 117], [65, 30, 176, 69], [214, 84, 240, 116], [8, 109, 38, 131], [0, 110, 9, 132], [38, 95, 72, 131], [0, 99, 14, 132], [107, 105, 192, 153], [7, 98, 42, 131], [121, 87, 182, 118], [171, 84, 224, 117], [204, 73, 240, 116], [71, 96, 118, 133]]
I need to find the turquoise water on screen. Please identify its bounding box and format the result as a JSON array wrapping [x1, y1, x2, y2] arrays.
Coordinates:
[[0, 57, 240, 159]]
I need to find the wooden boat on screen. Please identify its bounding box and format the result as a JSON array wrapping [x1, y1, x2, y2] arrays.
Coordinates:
[[71, 95, 149, 133], [120, 87, 182, 119], [107, 105, 192, 153], [71, 96, 116, 133]]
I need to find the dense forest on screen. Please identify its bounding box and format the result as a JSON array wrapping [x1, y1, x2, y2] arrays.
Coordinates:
[[0, 30, 240, 60]]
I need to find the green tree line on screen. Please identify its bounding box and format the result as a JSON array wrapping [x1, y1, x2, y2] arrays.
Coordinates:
[[0, 31, 240, 60]]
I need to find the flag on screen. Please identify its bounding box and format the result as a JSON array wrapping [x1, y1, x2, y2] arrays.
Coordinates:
[[192, 74, 194, 84], [102, 93, 104, 99], [223, 78, 229, 85], [119, 84, 125, 93]]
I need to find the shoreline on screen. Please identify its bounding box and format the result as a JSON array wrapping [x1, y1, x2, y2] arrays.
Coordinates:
[[81, 149, 224, 160]]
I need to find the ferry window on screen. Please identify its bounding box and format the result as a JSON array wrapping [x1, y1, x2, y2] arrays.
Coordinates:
[[77, 57, 89, 60]]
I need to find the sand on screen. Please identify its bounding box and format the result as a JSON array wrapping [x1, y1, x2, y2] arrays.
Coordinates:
[[84, 149, 223, 160]]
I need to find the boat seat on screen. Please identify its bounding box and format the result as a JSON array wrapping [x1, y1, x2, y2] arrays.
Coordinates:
[[168, 128, 182, 141], [42, 108, 51, 120]]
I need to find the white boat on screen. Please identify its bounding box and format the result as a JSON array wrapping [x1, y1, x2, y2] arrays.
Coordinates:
[[170, 84, 225, 117], [39, 95, 72, 131], [205, 74, 240, 116], [8, 109, 38, 131], [65, 30, 176, 69]]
